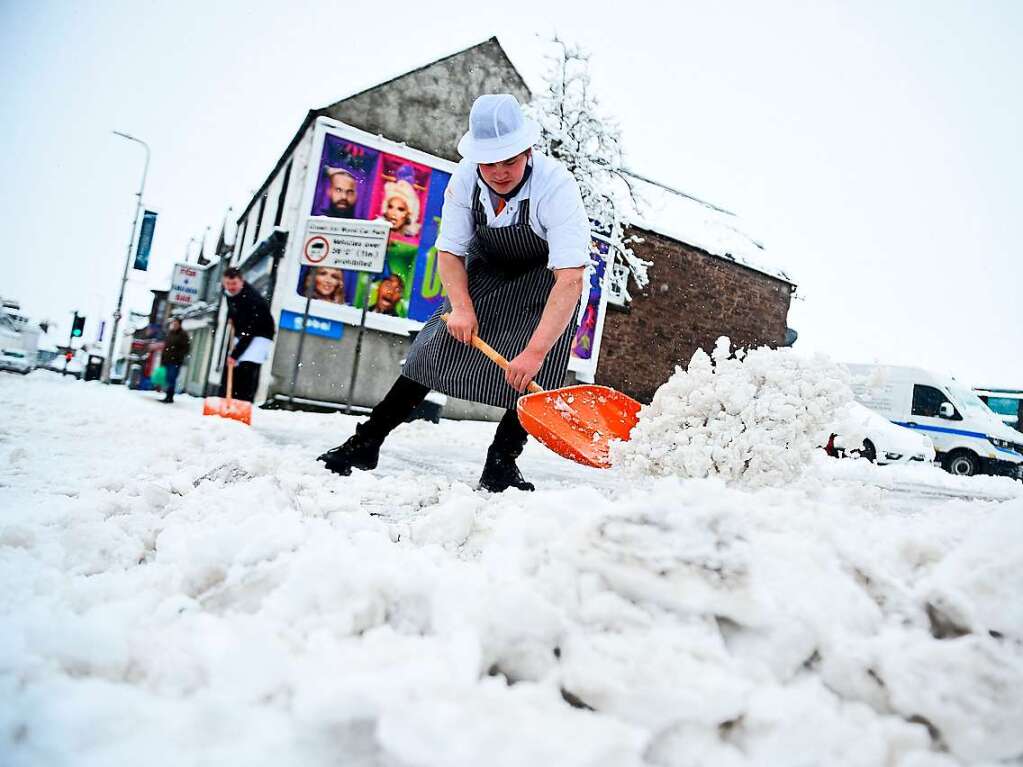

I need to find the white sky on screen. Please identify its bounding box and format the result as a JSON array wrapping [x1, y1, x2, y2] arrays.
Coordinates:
[[2, 0, 1020, 386]]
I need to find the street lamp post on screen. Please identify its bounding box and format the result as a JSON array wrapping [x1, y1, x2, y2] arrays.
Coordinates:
[[103, 130, 150, 384]]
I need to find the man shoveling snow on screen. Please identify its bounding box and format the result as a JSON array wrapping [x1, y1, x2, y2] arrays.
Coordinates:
[[317, 94, 590, 493]]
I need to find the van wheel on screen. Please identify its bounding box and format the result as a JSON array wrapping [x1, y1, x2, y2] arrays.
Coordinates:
[[854, 439, 877, 463], [943, 450, 978, 476]]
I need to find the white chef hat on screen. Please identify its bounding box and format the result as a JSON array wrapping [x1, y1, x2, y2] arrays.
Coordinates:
[[457, 94, 540, 164]]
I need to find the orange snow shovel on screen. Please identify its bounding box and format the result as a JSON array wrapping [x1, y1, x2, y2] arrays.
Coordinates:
[[202, 322, 252, 426], [441, 315, 642, 468]]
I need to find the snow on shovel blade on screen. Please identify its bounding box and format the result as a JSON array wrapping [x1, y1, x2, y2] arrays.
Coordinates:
[[202, 396, 252, 426], [516, 385, 641, 468]]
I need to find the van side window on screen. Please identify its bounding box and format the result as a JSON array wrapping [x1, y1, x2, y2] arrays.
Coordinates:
[[912, 385, 959, 419]]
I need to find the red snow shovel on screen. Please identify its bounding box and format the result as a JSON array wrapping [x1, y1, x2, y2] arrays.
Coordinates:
[[202, 322, 252, 426], [441, 315, 642, 468]]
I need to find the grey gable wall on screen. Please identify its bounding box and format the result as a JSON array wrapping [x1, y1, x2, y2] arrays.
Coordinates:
[[319, 38, 531, 162]]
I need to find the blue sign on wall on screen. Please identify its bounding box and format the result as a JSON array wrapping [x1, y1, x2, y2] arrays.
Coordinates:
[[133, 210, 158, 271], [280, 309, 344, 340]]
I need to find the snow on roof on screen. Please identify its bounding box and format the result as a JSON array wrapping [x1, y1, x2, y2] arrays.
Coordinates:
[[621, 171, 793, 285]]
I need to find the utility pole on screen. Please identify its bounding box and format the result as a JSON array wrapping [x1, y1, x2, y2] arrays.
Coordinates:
[[103, 131, 150, 383]]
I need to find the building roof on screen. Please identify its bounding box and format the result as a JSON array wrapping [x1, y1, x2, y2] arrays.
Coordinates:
[[318, 37, 528, 122], [237, 37, 522, 222], [620, 171, 793, 285], [232, 37, 791, 285]]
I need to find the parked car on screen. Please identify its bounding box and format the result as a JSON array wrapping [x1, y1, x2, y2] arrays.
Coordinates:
[[825, 401, 936, 464], [41, 354, 84, 379], [846, 364, 1023, 478], [0, 346, 34, 374]]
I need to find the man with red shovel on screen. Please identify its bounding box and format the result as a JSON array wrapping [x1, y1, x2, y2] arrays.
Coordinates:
[[220, 267, 276, 403], [318, 93, 590, 492]]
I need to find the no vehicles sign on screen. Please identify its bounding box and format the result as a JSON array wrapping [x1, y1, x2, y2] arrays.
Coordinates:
[[300, 218, 390, 272]]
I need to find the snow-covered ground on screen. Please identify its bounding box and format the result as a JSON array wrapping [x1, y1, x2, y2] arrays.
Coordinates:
[[2, 371, 1022, 767]]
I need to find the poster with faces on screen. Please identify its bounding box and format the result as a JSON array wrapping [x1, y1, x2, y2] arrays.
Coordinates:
[[299, 132, 451, 322]]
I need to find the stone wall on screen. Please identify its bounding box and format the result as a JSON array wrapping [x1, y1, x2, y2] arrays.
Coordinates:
[[323, 38, 530, 163]]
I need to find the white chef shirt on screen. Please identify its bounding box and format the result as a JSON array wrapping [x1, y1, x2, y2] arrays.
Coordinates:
[[434, 151, 591, 270]]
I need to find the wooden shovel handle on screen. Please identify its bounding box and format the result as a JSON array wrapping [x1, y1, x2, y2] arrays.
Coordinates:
[[225, 320, 234, 403], [440, 313, 544, 394]]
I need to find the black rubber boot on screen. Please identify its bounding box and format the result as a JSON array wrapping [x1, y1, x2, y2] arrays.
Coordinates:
[[317, 424, 383, 476], [478, 410, 534, 492], [478, 445, 535, 493], [316, 376, 430, 477]]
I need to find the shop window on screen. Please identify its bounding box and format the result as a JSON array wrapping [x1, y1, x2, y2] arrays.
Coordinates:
[[273, 160, 293, 227], [252, 195, 267, 244], [235, 220, 248, 262]]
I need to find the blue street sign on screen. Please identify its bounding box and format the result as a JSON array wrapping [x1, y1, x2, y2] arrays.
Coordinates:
[[280, 309, 344, 340], [133, 210, 158, 271]]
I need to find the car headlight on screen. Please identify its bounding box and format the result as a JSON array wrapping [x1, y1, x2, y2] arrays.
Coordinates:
[[989, 437, 1013, 450]]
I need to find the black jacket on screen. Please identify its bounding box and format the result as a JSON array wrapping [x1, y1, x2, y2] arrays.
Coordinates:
[[162, 328, 191, 365], [226, 283, 275, 360]]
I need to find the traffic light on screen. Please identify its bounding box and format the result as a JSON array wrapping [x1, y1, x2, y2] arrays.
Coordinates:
[[71, 313, 86, 338]]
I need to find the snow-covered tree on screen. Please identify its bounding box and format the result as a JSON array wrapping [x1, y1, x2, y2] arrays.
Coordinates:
[[526, 37, 650, 288]]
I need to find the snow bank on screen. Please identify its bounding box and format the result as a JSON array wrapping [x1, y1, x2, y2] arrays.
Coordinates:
[[613, 339, 851, 485], [2, 373, 1022, 766]]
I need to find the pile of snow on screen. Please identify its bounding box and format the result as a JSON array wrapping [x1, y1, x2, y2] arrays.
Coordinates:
[[3, 373, 1023, 767], [613, 339, 851, 485]]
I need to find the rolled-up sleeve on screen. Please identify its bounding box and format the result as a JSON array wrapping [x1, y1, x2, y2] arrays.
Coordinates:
[[434, 163, 476, 257], [537, 169, 591, 269]]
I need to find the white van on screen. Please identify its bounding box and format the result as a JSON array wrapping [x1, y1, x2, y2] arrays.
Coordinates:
[[846, 364, 1023, 479]]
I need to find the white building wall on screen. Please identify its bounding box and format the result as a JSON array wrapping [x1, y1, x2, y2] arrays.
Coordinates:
[[205, 124, 316, 399], [255, 125, 316, 403]]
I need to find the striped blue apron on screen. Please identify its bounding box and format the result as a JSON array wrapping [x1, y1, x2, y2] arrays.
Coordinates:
[[402, 189, 578, 410]]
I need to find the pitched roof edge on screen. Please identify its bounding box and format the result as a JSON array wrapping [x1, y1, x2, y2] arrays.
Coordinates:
[[316, 36, 530, 112], [237, 109, 323, 223], [628, 222, 795, 287], [622, 168, 735, 217], [237, 37, 531, 224]]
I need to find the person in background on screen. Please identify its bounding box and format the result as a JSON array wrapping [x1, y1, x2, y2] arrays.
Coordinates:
[[159, 318, 190, 403], [221, 267, 276, 403], [303, 266, 346, 304], [324, 167, 358, 218]]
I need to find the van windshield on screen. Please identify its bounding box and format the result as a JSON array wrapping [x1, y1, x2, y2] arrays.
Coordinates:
[[985, 397, 1021, 418], [949, 384, 994, 416]]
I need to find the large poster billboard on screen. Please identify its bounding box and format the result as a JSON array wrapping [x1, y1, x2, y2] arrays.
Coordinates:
[[285, 118, 612, 377], [294, 128, 451, 322]]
